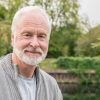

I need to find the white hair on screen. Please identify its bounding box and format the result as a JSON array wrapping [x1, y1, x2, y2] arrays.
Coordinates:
[[11, 6, 51, 37]]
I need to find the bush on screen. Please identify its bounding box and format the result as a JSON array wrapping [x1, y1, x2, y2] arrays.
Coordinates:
[[56, 56, 100, 71]]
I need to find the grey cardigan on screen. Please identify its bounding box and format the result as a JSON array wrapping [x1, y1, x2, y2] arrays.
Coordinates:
[[0, 54, 63, 100]]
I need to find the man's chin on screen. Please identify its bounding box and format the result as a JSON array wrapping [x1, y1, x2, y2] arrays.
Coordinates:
[[13, 48, 47, 66], [21, 55, 43, 66]]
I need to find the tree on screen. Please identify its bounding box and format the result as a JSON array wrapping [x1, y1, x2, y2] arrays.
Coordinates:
[[0, 0, 29, 56], [75, 25, 100, 56], [0, 0, 88, 57], [34, 0, 86, 57], [0, 5, 7, 20]]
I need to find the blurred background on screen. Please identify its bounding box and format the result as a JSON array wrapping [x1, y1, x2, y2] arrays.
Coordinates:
[[0, 0, 100, 100]]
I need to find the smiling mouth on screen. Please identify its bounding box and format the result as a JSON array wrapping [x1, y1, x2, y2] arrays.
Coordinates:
[[25, 50, 41, 57]]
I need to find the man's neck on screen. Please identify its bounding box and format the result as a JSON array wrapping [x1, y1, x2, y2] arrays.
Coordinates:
[[12, 53, 36, 78]]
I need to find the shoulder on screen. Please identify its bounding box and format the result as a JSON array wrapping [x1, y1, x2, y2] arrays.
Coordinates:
[[39, 69, 60, 91], [0, 53, 12, 71], [39, 69, 57, 83], [0, 56, 4, 61], [0, 55, 5, 66], [39, 69, 63, 99], [0, 53, 12, 63], [0, 55, 8, 77]]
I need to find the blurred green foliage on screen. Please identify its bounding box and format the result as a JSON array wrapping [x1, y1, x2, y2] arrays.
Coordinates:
[[0, 21, 12, 56], [0, 0, 88, 57], [75, 25, 100, 57], [1, 0, 100, 58], [56, 56, 100, 71]]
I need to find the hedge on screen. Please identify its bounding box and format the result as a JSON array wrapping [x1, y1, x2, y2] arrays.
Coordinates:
[[56, 56, 100, 72]]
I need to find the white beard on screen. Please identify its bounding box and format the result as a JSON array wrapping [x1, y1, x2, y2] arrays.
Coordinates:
[[13, 46, 47, 66]]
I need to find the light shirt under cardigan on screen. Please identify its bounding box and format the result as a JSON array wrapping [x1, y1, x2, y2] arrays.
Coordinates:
[[0, 53, 63, 100], [17, 75, 36, 100]]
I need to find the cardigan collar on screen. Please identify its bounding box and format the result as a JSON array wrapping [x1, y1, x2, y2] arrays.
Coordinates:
[[1, 53, 40, 85]]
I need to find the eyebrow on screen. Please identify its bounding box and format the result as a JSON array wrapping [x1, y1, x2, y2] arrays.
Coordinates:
[[21, 31, 32, 35]]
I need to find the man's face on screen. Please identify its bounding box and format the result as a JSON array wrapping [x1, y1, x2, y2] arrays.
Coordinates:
[[12, 13, 49, 66]]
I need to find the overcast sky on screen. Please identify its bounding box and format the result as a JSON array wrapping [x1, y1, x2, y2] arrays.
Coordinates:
[[78, 0, 100, 27]]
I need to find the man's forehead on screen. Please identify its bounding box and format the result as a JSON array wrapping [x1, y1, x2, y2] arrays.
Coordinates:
[[19, 12, 49, 31]]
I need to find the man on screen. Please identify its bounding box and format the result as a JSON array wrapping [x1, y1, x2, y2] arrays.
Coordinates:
[[0, 6, 63, 100]]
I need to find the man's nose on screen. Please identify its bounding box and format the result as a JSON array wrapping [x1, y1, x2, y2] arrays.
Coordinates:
[[30, 36, 39, 47]]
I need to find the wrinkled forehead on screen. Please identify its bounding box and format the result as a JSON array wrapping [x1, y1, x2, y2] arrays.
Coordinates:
[[18, 11, 49, 33]]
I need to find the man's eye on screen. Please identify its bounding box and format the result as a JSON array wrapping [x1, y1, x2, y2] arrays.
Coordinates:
[[39, 35, 45, 38], [25, 34, 31, 37], [38, 35, 46, 39], [22, 33, 32, 38]]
